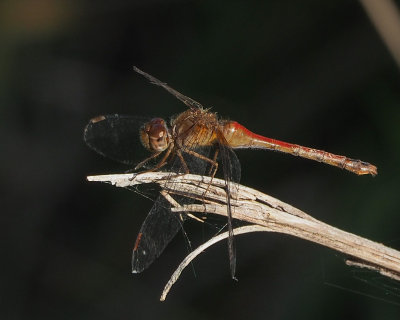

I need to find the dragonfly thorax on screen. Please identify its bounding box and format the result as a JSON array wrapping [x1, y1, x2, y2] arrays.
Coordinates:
[[139, 118, 172, 152]]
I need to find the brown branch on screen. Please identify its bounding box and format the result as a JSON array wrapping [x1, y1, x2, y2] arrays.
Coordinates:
[[87, 172, 400, 299]]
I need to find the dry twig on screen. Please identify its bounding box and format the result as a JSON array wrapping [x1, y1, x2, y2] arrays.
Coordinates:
[[87, 172, 400, 300]]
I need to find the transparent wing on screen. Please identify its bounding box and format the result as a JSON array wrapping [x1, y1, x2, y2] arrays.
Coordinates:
[[84, 114, 150, 165], [216, 130, 241, 279], [133, 66, 205, 110], [132, 195, 184, 273]]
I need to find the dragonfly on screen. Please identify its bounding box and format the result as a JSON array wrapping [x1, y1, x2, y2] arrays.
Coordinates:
[[84, 67, 377, 279]]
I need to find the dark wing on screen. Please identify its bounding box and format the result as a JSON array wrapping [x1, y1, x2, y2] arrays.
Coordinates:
[[133, 66, 205, 110], [132, 195, 184, 273], [216, 130, 241, 279], [84, 114, 148, 165]]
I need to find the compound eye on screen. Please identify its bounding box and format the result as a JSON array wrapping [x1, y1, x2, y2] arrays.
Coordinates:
[[140, 118, 169, 152]]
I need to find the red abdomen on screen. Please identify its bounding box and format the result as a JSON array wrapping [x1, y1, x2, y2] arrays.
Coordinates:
[[220, 121, 377, 176]]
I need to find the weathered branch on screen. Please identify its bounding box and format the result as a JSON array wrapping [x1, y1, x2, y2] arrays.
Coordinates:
[[87, 172, 400, 300], [159, 225, 271, 301]]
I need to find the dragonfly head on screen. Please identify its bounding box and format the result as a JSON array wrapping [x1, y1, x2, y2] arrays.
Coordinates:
[[140, 118, 171, 152]]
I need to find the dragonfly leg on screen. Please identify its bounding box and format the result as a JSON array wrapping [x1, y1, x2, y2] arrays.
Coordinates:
[[131, 144, 174, 179], [183, 148, 219, 197], [134, 151, 162, 171], [183, 149, 219, 177], [207, 149, 219, 178], [176, 150, 190, 174], [203, 149, 220, 199]]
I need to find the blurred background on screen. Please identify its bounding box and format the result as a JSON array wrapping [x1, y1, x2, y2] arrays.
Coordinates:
[[2, 0, 400, 319]]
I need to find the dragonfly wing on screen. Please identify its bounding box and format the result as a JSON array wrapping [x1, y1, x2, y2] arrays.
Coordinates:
[[216, 130, 241, 279], [133, 66, 205, 110], [84, 114, 149, 165], [132, 194, 184, 273]]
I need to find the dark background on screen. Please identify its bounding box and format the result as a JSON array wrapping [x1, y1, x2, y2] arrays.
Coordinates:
[[2, 0, 400, 319]]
